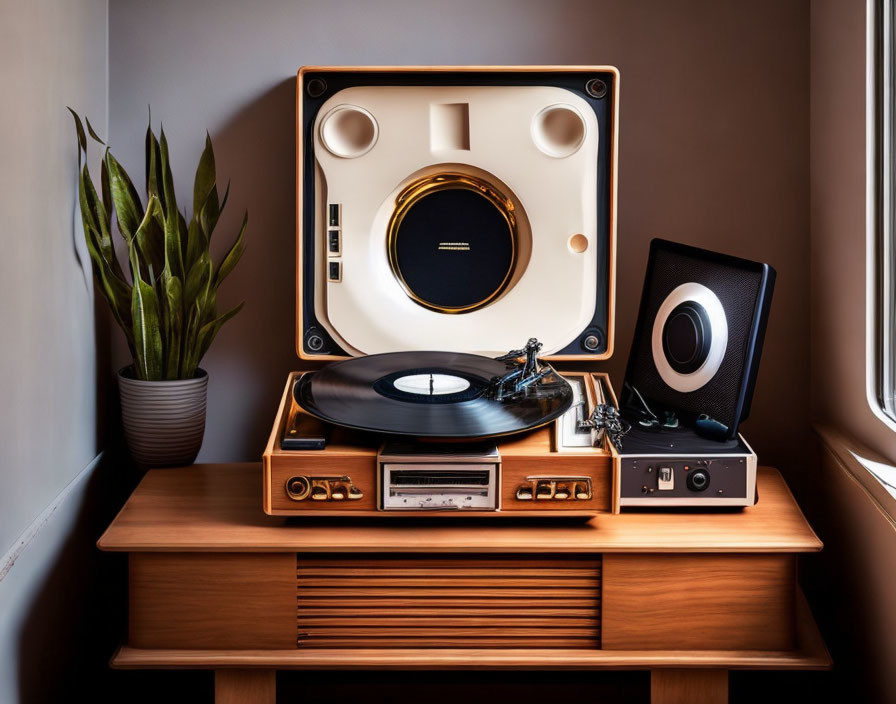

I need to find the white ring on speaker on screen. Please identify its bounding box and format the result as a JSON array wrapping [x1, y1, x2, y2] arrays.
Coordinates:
[[651, 283, 728, 393], [319, 104, 378, 158]]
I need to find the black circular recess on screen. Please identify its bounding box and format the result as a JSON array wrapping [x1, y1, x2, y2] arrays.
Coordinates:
[[661, 301, 712, 374], [687, 469, 711, 492], [393, 188, 514, 312]]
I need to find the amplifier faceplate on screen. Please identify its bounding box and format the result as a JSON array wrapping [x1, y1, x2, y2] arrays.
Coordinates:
[[379, 442, 500, 511]]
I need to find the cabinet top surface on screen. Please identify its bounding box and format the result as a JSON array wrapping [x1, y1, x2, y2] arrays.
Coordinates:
[[98, 464, 821, 553]]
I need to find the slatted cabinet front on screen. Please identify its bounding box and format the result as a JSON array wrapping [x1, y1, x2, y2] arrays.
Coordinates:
[[128, 551, 795, 653], [296, 554, 602, 648]]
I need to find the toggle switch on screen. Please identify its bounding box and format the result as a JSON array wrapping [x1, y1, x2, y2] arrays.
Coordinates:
[[658, 466, 674, 491], [328, 261, 342, 282]]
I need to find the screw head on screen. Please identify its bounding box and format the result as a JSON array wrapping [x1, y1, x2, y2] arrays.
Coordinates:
[[585, 78, 608, 99], [306, 77, 327, 98], [306, 334, 324, 352]]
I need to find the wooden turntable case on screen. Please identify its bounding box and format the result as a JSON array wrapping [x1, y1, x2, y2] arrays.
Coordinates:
[[264, 370, 619, 516], [264, 66, 621, 516]]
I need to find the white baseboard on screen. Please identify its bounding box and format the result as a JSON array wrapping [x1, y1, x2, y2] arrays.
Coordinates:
[[0, 452, 104, 583]]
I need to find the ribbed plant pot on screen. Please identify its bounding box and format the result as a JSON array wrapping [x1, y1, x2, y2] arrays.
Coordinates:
[[118, 367, 209, 467]]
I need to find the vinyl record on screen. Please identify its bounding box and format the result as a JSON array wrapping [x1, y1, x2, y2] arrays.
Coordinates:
[[294, 351, 573, 438]]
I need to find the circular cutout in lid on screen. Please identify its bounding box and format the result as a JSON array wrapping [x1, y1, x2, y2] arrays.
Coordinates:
[[387, 173, 518, 314], [531, 104, 586, 158], [319, 104, 378, 158]]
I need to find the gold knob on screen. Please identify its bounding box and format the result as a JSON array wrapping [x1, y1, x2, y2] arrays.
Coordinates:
[[291, 476, 363, 502], [535, 481, 556, 499], [286, 476, 311, 501], [310, 481, 330, 500], [571, 480, 592, 500]]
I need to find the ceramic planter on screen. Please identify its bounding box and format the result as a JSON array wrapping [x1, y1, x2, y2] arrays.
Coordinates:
[[118, 367, 208, 467]]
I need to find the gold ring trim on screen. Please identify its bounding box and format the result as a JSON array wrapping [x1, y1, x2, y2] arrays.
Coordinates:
[[386, 173, 517, 314]]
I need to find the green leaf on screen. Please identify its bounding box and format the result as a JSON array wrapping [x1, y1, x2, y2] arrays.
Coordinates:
[[178, 209, 190, 260], [78, 161, 134, 352], [214, 211, 247, 287], [67, 108, 87, 154], [159, 270, 183, 380], [105, 151, 144, 240], [159, 130, 184, 279], [200, 283, 217, 328], [145, 123, 162, 204], [85, 116, 105, 145], [195, 301, 244, 363], [80, 162, 125, 281], [199, 188, 221, 241], [133, 196, 165, 281], [219, 180, 231, 215], [159, 129, 178, 213], [79, 215, 134, 354], [180, 298, 205, 379], [193, 132, 217, 224], [99, 157, 112, 230], [184, 216, 208, 274], [129, 245, 163, 380], [184, 250, 212, 305]]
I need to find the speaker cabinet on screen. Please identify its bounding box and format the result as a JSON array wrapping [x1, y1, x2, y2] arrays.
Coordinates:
[[623, 239, 775, 438]]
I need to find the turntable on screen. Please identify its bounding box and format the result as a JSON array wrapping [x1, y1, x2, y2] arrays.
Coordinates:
[[262, 66, 621, 516]]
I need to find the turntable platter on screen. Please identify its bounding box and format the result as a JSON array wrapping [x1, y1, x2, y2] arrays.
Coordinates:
[[294, 351, 573, 438]]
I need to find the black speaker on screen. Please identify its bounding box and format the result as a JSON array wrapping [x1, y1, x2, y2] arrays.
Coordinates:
[[623, 239, 776, 439]]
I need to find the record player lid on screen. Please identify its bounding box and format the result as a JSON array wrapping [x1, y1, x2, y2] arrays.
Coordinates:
[[297, 68, 619, 361]]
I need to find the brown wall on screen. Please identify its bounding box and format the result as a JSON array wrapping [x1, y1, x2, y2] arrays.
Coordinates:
[[108, 0, 812, 470], [806, 1, 896, 701], [810, 0, 896, 458]]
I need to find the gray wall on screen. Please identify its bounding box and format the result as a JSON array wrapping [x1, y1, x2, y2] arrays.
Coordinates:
[[0, 0, 106, 559], [108, 0, 811, 475], [0, 0, 109, 701]]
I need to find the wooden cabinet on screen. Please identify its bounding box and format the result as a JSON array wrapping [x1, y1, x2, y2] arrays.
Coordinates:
[[100, 464, 830, 703]]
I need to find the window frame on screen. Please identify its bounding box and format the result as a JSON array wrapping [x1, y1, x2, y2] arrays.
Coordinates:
[[867, 0, 896, 430]]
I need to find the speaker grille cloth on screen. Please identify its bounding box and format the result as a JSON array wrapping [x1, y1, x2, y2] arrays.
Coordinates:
[[628, 247, 763, 428]]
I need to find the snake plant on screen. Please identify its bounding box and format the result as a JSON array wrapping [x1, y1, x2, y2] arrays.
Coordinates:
[[69, 110, 246, 381]]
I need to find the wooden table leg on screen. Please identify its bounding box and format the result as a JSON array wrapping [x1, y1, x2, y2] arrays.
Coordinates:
[[651, 670, 728, 704], [214, 670, 276, 704]]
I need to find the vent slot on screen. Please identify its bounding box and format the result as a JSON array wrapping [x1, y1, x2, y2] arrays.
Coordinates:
[[296, 554, 601, 648], [389, 469, 491, 486]]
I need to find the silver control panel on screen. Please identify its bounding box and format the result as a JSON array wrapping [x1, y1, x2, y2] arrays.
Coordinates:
[[378, 442, 500, 511], [380, 464, 498, 510]]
